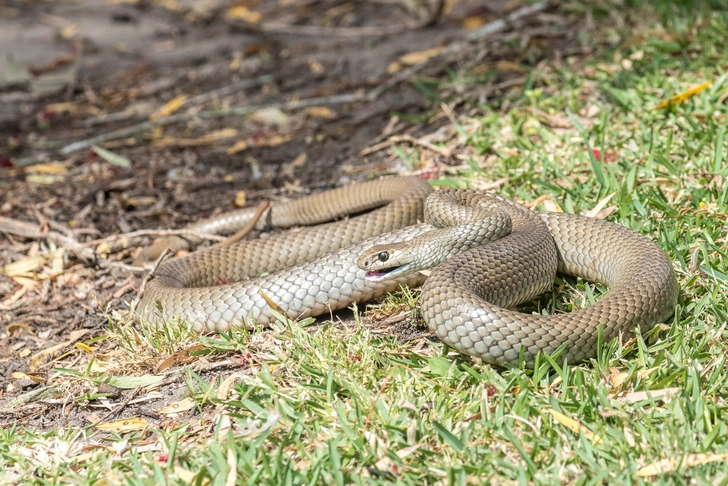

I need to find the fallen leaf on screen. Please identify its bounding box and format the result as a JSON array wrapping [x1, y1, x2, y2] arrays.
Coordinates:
[[24, 162, 68, 175], [105, 374, 166, 389], [637, 453, 728, 477], [150, 95, 187, 120], [92, 145, 131, 168], [226, 6, 261, 24], [95, 417, 148, 433], [60, 24, 78, 40], [654, 81, 711, 110], [250, 107, 289, 127], [227, 140, 248, 154], [234, 191, 246, 207], [583, 193, 615, 218], [399, 47, 444, 66], [259, 287, 285, 314], [3, 256, 46, 276], [463, 16, 485, 29], [75, 342, 93, 352], [26, 175, 61, 184], [3, 279, 30, 306], [157, 398, 196, 414], [7, 322, 33, 334], [153, 344, 206, 373], [216, 373, 244, 401], [303, 107, 335, 119], [618, 387, 680, 403], [546, 409, 603, 444], [308, 59, 324, 73]]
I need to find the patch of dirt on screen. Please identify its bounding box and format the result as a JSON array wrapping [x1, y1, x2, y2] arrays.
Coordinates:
[[0, 0, 590, 429]]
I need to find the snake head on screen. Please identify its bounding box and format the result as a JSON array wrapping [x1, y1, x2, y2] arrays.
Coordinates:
[[357, 242, 414, 281]]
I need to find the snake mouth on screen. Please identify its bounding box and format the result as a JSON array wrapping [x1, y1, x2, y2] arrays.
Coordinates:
[[365, 265, 407, 281]]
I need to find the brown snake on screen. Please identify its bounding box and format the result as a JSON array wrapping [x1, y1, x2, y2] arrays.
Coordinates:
[[136, 176, 678, 366]]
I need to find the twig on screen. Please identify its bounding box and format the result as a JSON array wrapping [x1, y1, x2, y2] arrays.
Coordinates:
[[70, 228, 227, 249], [11, 1, 548, 169], [210, 202, 270, 249], [131, 247, 172, 314], [12, 93, 364, 167], [253, 1, 443, 38], [366, 0, 548, 101], [81, 74, 275, 128], [95, 387, 141, 423], [464, 1, 548, 41], [360, 134, 452, 158], [375, 312, 411, 327]]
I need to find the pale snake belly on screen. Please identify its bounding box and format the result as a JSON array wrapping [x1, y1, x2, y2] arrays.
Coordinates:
[[136, 176, 678, 366]]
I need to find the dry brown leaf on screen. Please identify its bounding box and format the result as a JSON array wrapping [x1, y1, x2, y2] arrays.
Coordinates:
[[216, 373, 244, 400], [618, 387, 680, 404], [60, 24, 78, 39], [174, 466, 206, 484], [256, 134, 292, 147], [95, 417, 148, 432], [654, 81, 711, 110], [546, 409, 603, 444], [231, 190, 246, 208], [304, 107, 335, 119], [583, 193, 615, 218], [7, 322, 33, 334], [463, 16, 485, 29], [250, 107, 289, 127], [3, 256, 46, 277], [28, 329, 90, 370], [150, 95, 187, 120], [637, 453, 728, 477], [387, 62, 402, 74], [259, 287, 285, 314], [157, 398, 197, 415], [154, 129, 238, 148], [308, 59, 324, 73], [3, 286, 29, 306], [26, 175, 61, 184], [227, 140, 249, 154], [153, 344, 206, 373], [226, 447, 237, 486], [399, 47, 444, 66], [226, 6, 261, 24], [283, 153, 308, 178], [25, 162, 69, 175]]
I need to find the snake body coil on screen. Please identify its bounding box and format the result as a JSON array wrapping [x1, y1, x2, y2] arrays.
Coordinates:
[[137, 176, 678, 366]]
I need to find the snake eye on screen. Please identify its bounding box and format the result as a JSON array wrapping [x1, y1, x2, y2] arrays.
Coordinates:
[[377, 252, 389, 262]]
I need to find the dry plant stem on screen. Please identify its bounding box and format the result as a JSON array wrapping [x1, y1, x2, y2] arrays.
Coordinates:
[[210, 202, 271, 249], [361, 134, 452, 158], [96, 387, 140, 423], [12, 93, 364, 167], [131, 247, 173, 314], [12, 2, 547, 169], [82, 75, 275, 128], [254, 0, 443, 37], [73, 228, 227, 250], [366, 0, 548, 101]]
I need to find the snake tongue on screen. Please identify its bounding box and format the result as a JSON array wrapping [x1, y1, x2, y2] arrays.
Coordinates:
[[365, 270, 387, 281]]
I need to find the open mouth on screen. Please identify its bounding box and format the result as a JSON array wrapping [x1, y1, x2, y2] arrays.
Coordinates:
[[365, 267, 401, 281]]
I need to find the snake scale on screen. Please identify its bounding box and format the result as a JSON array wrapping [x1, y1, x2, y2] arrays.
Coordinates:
[[137, 176, 678, 366]]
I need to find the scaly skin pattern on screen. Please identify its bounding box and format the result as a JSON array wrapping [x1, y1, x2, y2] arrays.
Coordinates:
[[418, 189, 678, 367], [138, 179, 678, 367], [137, 177, 434, 329]]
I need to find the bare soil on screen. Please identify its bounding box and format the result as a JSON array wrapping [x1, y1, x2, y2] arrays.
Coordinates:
[[0, 0, 589, 429]]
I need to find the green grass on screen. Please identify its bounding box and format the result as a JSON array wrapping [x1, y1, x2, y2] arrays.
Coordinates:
[[3, 1, 728, 484]]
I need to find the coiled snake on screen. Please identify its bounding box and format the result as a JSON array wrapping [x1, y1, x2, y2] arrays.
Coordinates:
[[137, 176, 678, 366]]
